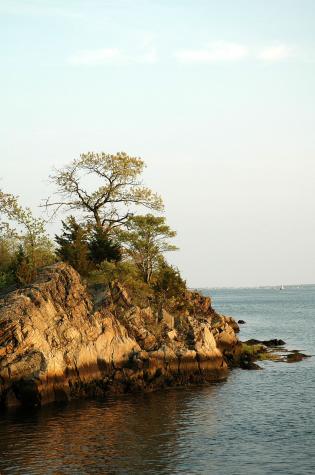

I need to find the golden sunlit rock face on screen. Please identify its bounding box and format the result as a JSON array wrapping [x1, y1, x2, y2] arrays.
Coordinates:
[[0, 263, 240, 408]]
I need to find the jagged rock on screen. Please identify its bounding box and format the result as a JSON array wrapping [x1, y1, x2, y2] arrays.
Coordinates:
[[214, 321, 239, 352], [246, 338, 286, 347], [112, 282, 132, 307], [161, 309, 174, 329], [186, 291, 212, 313], [0, 263, 241, 409], [221, 315, 240, 333], [167, 329, 177, 340]]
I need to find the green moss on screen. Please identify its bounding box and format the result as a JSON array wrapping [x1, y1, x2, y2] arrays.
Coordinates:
[[241, 343, 265, 356], [240, 342, 282, 362], [258, 352, 282, 361]]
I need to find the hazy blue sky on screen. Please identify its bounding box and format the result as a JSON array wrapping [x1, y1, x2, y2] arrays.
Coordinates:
[[1, 0, 315, 287]]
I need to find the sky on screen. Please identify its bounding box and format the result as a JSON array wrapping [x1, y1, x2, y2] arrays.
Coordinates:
[[1, 0, 315, 287]]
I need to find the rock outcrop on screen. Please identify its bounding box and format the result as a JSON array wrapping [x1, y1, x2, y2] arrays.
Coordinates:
[[0, 263, 240, 408]]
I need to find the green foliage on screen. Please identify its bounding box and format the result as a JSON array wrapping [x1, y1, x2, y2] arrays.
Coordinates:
[[88, 226, 121, 264], [0, 231, 16, 269], [0, 190, 47, 246], [11, 245, 36, 286], [241, 343, 265, 356], [0, 271, 15, 290], [88, 260, 131, 285], [55, 217, 91, 276], [88, 260, 152, 306], [55, 218, 122, 275], [46, 152, 164, 230], [119, 214, 178, 283], [0, 190, 55, 286], [153, 259, 186, 301], [0, 225, 18, 290], [0, 156, 185, 300]]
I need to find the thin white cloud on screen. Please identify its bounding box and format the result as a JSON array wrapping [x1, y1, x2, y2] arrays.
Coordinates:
[[69, 42, 296, 66], [175, 42, 249, 63], [257, 44, 294, 62], [138, 48, 158, 64], [69, 48, 120, 65], [68, 47, 158, 66]]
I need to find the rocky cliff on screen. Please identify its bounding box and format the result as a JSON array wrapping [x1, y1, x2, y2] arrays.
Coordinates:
[[0, 263, 241, 408]]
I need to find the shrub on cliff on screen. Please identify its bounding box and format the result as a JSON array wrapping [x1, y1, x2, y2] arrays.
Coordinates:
[[88, 260, 152, 306], [88, 226, 122, 264], [119, 214, 178, 284], [55, 217, 92, 276], [152, 259, 186, 310], [55, 217, 122, 275], [0, 190, 55, 286], [0, 228, 16, 290]]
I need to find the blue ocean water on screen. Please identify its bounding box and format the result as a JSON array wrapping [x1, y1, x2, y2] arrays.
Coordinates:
[[0, 285, 314, 474]]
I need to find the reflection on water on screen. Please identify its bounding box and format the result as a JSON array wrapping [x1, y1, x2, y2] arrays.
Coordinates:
[[1, 286, 315, 474], [0, 385, 221, 474]]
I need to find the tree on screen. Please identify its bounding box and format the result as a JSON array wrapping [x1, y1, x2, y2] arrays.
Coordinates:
[[45, 152, 164, 231], [55, 217, 91, 275], [0, 189, 55, 284], [153, 259, 186, 301], [0, 223, 18, 269], [119, 214, 178, 283], [88, 226, 122, 264], [0, 224, 18, 290], [0, 189, 51, 254], [55, 218, 122, 275]]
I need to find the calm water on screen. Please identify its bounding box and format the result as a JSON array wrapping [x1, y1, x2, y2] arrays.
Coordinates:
[[0, 286, 314, 474]]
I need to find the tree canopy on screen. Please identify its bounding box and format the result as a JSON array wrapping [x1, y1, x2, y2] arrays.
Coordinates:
[[0, 189, 47, 249], [119, 214, 178, 283], [45, 152, 164, 231], [55, 217, 91, 276], [0, 189, 54, 285], [0, 153, 186, 295], [55, 217, 122, 275]]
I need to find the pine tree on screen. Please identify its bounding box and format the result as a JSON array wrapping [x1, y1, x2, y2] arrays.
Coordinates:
[[88, 226, 122, 264], [55, 217, 91, 275]]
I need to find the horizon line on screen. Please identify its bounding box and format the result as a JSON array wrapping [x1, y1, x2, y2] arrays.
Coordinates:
[[191, 283, 315, 290]]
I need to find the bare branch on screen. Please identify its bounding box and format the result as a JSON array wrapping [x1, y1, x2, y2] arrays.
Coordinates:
[[44, 152, 163, 229]]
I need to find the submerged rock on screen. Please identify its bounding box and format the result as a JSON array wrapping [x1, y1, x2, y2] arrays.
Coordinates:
[[286, 352, 310, 363], [238, 319, 246, 324], [245, 338, 286, 347], [0, 263, 242, 409], [263, 339, 286, 347], [240, 360, 262, 370]]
